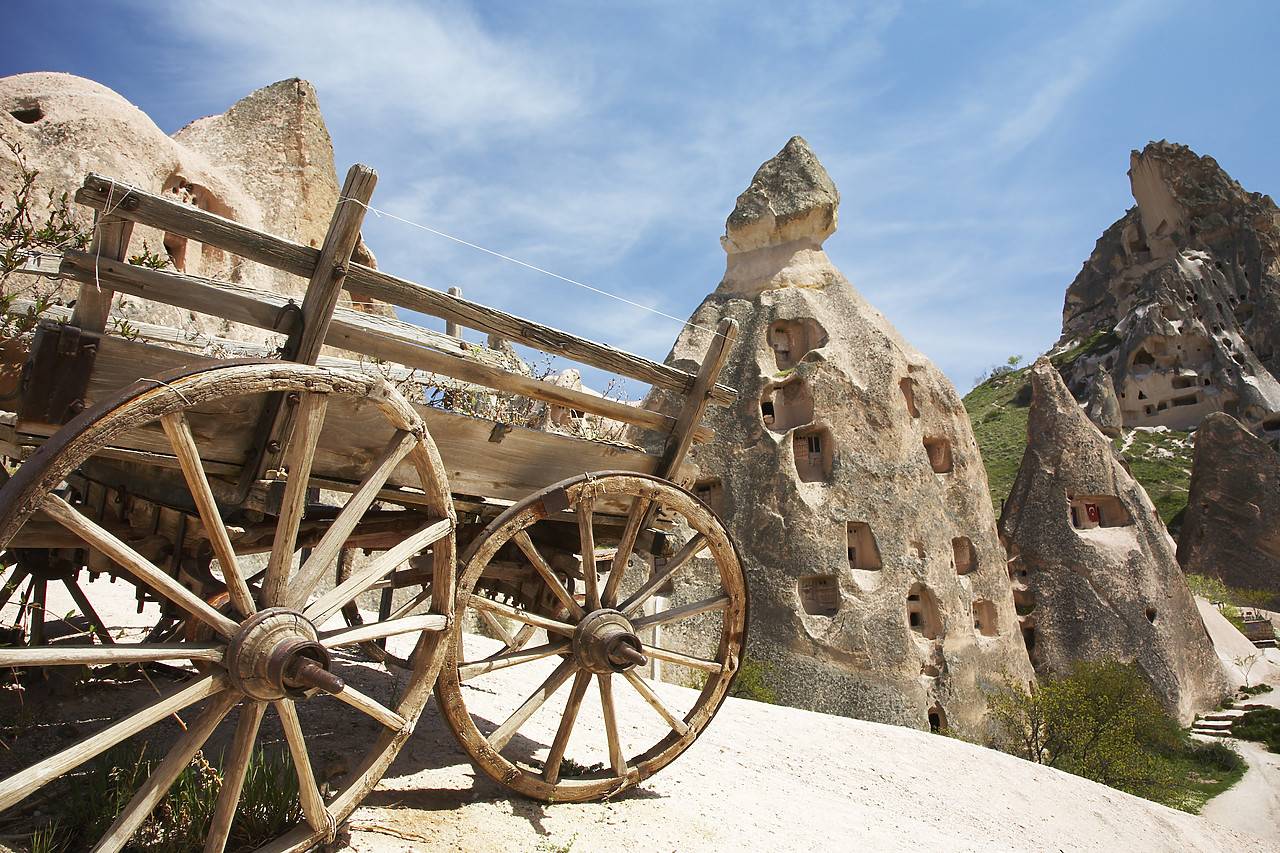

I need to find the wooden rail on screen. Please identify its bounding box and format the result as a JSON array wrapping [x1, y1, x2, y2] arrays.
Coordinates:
[[73, 174, 734, 406]]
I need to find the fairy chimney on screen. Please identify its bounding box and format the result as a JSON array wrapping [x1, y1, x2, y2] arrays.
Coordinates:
[[999, 358, 1228, 723], [648, 137, 1033, 737]]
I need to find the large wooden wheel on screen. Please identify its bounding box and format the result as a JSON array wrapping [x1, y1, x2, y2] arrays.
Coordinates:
[[0, 362, 455, 853], [436, 472, 747, 802]]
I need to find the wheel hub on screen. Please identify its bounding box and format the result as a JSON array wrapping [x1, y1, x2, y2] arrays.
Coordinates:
[[225, 607, 344, 700], [572, 609, 646, 674]]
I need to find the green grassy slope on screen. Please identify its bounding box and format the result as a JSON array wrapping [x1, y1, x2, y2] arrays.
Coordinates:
[[963, 359, 1193, 533]]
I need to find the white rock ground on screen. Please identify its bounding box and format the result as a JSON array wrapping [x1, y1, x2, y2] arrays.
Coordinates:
[[5, 582, 1277, 852], [341, 614, 1279, 853]]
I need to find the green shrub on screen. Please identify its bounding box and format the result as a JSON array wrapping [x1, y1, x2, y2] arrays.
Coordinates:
[[1233, 707, 1280, 753]]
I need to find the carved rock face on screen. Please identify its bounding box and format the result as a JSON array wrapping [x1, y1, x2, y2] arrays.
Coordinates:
[[999, 358, 1228, 724], [650, 140, 1033, 737], [1178, 412, 1280, 596], [0, 72, 373, 339], [1058, 141, 1280, 435]]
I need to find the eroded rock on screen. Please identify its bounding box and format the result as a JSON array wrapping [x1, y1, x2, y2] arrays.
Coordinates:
[[1056, 141, 1280, 434], [650, 138, 1033, 736], [999, 358, 1228, 723], [1178, 412, 1280, 596]]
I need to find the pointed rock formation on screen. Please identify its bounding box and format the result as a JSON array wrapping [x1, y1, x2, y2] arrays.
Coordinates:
[[649, 137, 1033, 736], [999, 358, 1228, 723], [1056, 141, 1280, 434], [1178, 412, 1280, 595], [0, 72, 379, 338]]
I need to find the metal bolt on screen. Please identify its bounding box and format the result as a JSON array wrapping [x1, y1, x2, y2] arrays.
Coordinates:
[[121, 195, 140, 212], [285, 392, 301, 406], [67, 399, 85, 415], [266, 440, 281, 454], [332, 262, 346, 278]]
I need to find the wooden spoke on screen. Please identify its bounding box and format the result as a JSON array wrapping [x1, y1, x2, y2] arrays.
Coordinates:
[[598, 674, 628, 776], [161, 412, 255, 618], [92, 691, 240, 853], [204, 700, 266, 853], [601, 497, 651, 607], [387, 586, 435, 620], [0, 672, 228, 812], [40, 494, 238, 638], [0, 567, 28, 611], [631, 594, 730, 629], [318, 613, 446, 648], [63, 578, 115, 644], [29, 576, 46, 646], [619, 533, 708, 618], [480, 608, 516, 647], [0, 643, 223, 668], [458, 639, 572, 680], [513, 530, 586, 621], [304, 517, 451, 625], [264, 391, 330, 607], [275, 699, 332, 835], [437, 472, 746, 803], [462, 593, 574, 637], [329, 682, 408, 731], [640, 644, 724, 673], [544, 670, 592, 784], [622, 670, 690, 736], [577, 495, 600, 612], [489, 657, 578, 752], [286, 430, 419, 610]]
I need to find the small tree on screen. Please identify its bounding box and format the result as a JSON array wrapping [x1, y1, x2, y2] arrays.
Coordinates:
[[985, 660, 1179, 801]]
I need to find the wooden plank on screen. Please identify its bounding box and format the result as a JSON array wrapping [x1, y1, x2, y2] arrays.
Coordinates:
[[56, 257, 708, 440], [657, 317, 738, 478], [68, 211, 133, 332], [72, 174, 734, 404]]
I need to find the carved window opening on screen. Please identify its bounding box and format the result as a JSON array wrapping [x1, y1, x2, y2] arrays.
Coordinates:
[[768, 318, 827, 370], [906, 583, 942, 639], [761, 378, 813, 434], [1022, 624, 1036, 652], [1067, 494, 1131, 530], [928, 705, 947, 733], [693, 478, 724, 515], [846, 522, 881, 570], [951, 536, 974, 575], [900, 378, 919, 418], [1171, 375, 1196, 389], [793, 428, 832, 483], [1172, 393, 1199, 407], [9, 106, 42, 124], [1145, 606, 1157, 623], [921, 663, 940, 677], [798, 575, 839, 617], [923, 437, 953, 474], [1131, 348, 1154, 369], [972, 599, 998, 637], [1262, 415, 1280, 432], [161, 174, 233, 276]]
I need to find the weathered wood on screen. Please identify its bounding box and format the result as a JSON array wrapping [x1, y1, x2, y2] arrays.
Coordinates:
[[275, 698, 330, 835], [658, 317, 738, 479], [544, 670, 592, 784], [263, 391, 329, 607], [0, 643, 224, 668], [330, 683, 407, 732], [56, 254, 713, 442], [69, 211, 133, 332], [318, 613, 447, 649], [72, 174, 734, 404], [598, 674, 628, 776], [489, 658, 578, 751], [513, 530, 586, 621], [456, 640, 571, 680], [0, 673, 227, 813], [205, 701, 266, 853], [622, 669, 690, 735]]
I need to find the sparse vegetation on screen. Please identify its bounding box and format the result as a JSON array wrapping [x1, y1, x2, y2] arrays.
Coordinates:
[[984, 660, 1244, 811], [1233, 707, 1280, 753], [728, 657, 779, 704]]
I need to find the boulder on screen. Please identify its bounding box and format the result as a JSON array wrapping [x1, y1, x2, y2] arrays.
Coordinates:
[[999, 357, 1228, 723], [648, 137, 1033, 737], [1056, 141, 1280, 434], [1178, 412, 1280, 596]]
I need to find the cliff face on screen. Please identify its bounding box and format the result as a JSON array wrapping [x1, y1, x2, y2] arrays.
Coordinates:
[[999, 358, 1228, 724], [650, 137, 1033, 736], [1178, 412, 1280, 596], [1058, 141, 1280, 435]]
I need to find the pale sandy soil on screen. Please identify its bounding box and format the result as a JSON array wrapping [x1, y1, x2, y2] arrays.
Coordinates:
[[338, 632, 1273, 853]]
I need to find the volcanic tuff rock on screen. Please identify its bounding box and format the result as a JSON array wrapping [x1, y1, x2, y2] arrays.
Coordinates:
[[649, 137, 1033, 736], [1056, 141, 1280, 433], [999, 358, 1228, 723], [0, 72, 378, 339], [1178, 412, 1280, 595]]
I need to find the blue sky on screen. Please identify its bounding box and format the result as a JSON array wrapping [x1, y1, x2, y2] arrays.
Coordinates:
[[6, 1, 1280, 392]]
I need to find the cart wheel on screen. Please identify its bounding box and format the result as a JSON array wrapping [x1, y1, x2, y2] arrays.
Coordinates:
[[436, 471, 748, 802], [0, 362, 455, 853]]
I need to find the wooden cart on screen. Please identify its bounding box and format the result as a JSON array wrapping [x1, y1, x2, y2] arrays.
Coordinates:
[[0, 165, 746, 852]]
